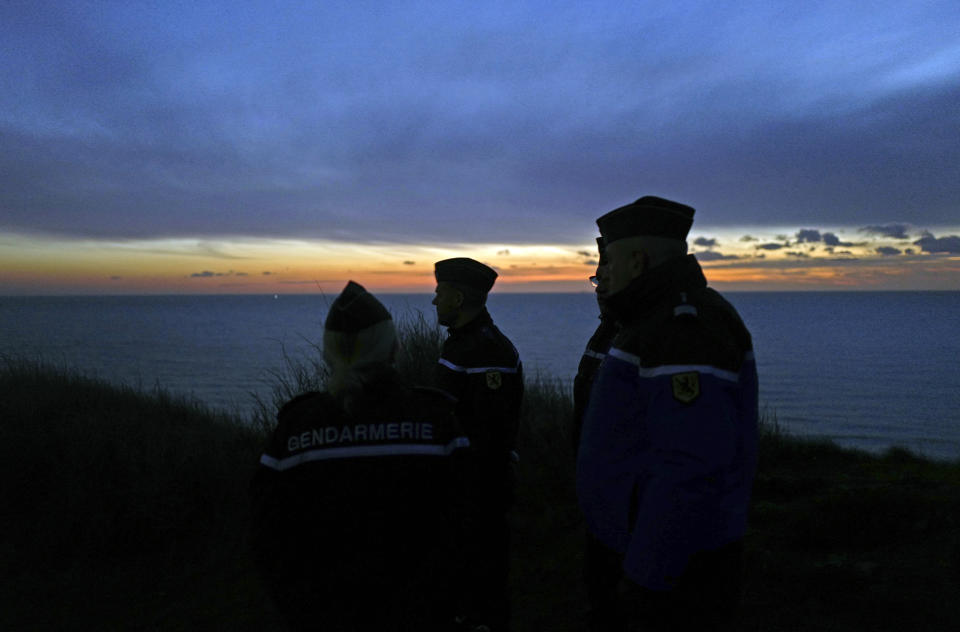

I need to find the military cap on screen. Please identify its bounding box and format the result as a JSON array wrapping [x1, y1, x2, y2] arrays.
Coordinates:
[[596, 236, 608, 266], [596, 195, 695, 244], [325, 281, 392, 333], [434, 257, 498, 294]]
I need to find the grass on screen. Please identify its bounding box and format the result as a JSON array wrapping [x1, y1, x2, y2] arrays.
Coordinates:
[[2, 317, 959, 630]]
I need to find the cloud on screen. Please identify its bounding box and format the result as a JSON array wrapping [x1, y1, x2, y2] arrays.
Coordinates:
[[583, 259, 598, 266], [795, 229, 821, 243], [403, 260, 416, 265], [822, 232, 854, 247], [875, 246, 902, 256], [110, 276, 122, 281], [576, 250, 592, 257], [262, 271, 273, 275], [695, 251, 740, 262], [739, 235, 758, 242], [860, 223, 911, 239], [498, 249, 511, 256], [693, 237, 718, 248], [913, 233, 960, 254], [794, 229, 857, 247], [756, 243, 785, 250], [2, 4, 960, 248], [190, 270, 243, 278], [785, 251, 810, 258]]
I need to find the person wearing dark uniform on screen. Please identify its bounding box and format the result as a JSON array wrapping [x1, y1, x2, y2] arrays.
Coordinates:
[[250, 281, 472, 632], [572, 236, 619, 452], [576, 197, 759, 632], [432, 257, 523, 632], [572, 236, 623, 631]]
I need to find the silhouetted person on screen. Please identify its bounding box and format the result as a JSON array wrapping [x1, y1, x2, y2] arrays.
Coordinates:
[[573, 236, 619, 452], [572, 237, 623, 630], [577, 197, 758, 632], [432, 258, 523, 632], [250, 281, 471, 632]]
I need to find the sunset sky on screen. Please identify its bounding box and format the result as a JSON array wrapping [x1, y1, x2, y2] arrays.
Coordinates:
[[2, 1, 958, 294]]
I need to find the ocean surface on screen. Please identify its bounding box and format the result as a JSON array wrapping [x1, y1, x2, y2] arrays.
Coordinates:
[[1, 292, 958, 461]]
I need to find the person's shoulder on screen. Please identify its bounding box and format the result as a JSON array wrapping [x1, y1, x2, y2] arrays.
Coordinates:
[[612, 288, 750, 368], [277, 391, 335, 422], [656, 289, 751, 368], [441, 330, 518, 369]]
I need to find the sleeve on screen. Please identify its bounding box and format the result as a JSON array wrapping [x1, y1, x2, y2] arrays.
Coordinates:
[[248, 421, 293, 581], [623, 371, 739, 591]]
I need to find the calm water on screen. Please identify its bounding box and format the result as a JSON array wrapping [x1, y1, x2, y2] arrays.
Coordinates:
[[1, 292, 958, 461]]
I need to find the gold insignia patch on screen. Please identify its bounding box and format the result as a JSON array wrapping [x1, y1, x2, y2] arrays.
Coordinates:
[[486, 370, 503, 390], [671, 371, 700, 404]]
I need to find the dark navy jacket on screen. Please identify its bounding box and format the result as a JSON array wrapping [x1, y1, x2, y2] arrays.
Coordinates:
[[437, 308, 523, 467], [572, 315, 619, 451], [576, 255, 758, 591], [250, 368, 472, 629]]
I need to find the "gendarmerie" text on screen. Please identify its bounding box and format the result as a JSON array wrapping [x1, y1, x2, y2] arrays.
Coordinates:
[[287, 423, 434, 452]]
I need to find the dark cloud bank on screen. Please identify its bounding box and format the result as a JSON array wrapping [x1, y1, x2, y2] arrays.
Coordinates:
[[1, 3, 959, 246]]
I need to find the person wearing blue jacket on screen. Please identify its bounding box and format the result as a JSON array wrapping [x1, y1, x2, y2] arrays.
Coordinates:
[[576, 196, 758, 631]]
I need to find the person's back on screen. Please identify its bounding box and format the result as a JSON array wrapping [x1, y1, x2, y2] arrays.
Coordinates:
[[250, 282, 471, 632], [252, 371, 469, 630]]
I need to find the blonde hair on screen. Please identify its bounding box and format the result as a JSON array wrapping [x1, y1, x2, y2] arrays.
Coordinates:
[[323, 319, 398, 412]]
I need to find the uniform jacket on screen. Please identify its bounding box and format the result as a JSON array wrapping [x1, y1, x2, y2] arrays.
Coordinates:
[[250, 368, 472, 627], [572, 315, 619, 451], [437, 308, 523, 466], [576, 255, 758, 591]]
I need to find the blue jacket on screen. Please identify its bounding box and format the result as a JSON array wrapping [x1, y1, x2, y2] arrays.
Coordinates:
[[576, 255, 758, 591]]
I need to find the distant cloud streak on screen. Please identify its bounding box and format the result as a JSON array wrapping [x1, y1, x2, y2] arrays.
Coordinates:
[[695, 251, 740, 261], [861, 224, 912, 239]]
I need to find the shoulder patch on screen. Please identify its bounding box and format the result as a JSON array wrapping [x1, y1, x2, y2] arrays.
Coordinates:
[[485, 369, 502, 390], [671, 371, 700, 404]]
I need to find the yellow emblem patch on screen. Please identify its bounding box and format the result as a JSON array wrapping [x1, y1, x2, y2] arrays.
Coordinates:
[[486, 370, 503, 390], [671, 371, 700, 404]]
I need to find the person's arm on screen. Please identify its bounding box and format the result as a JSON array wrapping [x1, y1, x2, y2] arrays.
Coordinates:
[[623, 372, 739, 591]]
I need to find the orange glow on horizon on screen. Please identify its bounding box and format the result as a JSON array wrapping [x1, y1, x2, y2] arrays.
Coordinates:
[[2, 232, 959, 294]]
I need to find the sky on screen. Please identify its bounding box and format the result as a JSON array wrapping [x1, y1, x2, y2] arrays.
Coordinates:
[[1, 0, 959, 294]]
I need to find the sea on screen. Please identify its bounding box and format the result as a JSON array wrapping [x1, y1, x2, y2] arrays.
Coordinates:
[[1, 292, 958, 461]]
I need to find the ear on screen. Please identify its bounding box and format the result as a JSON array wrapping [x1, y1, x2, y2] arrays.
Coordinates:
[[452, 288, 465, 309]]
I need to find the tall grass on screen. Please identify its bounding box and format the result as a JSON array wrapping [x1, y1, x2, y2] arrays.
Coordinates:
[[0, 356, 271, 628]]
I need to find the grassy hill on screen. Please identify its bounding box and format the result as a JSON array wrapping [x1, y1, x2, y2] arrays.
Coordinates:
[[2, 333, 959, 630]]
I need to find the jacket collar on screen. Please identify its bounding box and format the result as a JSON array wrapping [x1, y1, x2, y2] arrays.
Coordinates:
[[606, 254, 707, 322], [448, 306, 493, 334]]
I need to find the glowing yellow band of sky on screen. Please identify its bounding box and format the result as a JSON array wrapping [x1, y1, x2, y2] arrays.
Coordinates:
[[1, 230, 958, 294]]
